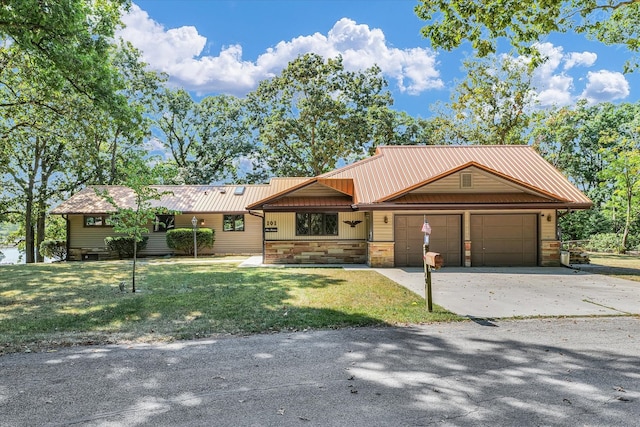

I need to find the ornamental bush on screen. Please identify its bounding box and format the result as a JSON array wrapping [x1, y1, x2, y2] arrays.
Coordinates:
[[166, 228, 215, 255], [39, 240, 67, 261], [105, 236, 149, 259]]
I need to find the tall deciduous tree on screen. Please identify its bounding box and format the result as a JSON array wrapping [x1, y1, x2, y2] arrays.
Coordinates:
[[432, 54, 536, 145], [247, 53, 393, 176], [599, 111, 640, 252], [415, 0, 640, 72], [153, 89, 253, 184], [533, 101, 640, 242], [0, 41, 159, 263]]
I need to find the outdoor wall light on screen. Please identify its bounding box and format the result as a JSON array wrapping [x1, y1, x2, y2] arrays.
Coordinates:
[[200, 219, 205, 226], [383, 215, 388, 224]]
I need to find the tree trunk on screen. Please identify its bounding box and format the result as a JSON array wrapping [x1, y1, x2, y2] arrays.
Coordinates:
[[35, 198, 47, 263], [132, 239, 137, 293], [24, 194, 35, 264]]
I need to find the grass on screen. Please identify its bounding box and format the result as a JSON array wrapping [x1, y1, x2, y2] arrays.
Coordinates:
[[0, 259, 460, 355], [585, 253, 640, 283]]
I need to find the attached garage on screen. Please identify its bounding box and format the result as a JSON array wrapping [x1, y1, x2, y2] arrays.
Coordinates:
[[394, 214, 462, 267], [471, 214, 537, 266]]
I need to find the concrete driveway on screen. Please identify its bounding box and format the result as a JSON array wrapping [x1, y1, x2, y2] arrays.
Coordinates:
[[374, 266, 640, 318]]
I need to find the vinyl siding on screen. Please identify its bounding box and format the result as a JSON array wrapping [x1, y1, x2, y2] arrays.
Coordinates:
[[264, 212, 366, 240], [413, 167, 523, 194], [67, 213, 263, 256]]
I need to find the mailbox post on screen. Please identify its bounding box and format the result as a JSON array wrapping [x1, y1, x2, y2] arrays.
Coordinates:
[[422, 217, 432, 311], [422, 217, 443, 311]]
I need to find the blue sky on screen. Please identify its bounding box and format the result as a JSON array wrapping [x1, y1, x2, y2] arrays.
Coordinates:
[[120, 0, 639, 118]]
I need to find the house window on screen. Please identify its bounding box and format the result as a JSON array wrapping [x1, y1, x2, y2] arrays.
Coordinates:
[[153, 214, 175, 232], [223, 214, 245, 231], [296, 213, 338, 236], [84, 215, 110, 227]]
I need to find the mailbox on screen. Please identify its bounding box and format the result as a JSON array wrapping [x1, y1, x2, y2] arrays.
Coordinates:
[[423, 252, 443, 270]]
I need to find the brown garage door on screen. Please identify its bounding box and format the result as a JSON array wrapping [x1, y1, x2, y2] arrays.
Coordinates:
[[395, 215, 462, 267], [470, 214, 537, 266]]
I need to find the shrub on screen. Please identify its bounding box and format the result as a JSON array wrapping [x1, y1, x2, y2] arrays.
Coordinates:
[[166, 228, 215, 255], [585, 233, 624, 253], [105, 236, 149, 259], [39, 240, 67, 261]]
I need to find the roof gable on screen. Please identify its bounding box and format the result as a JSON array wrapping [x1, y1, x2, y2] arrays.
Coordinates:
[[381, 162, 569, 203], [246, 178, 354, 210], [319, 145, 592, 207]]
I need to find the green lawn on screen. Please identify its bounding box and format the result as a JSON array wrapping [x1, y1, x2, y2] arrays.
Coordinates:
[[0, 259, 460, 355], [587, 253, 640, 283]]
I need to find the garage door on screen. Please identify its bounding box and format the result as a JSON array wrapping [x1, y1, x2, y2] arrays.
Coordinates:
[[395, 215, 462, 267], [470, 214, 537, 266]]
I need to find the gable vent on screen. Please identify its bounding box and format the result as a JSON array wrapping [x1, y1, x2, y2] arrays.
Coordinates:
[[460, 173, 473, 189]]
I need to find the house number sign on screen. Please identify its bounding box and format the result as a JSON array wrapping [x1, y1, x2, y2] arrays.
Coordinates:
[[265, 220, 277, 233]]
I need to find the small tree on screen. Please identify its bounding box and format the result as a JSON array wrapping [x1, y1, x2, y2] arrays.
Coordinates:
[[97, 161, 175, 292]]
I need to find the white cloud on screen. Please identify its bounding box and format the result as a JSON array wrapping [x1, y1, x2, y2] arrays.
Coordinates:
[[118, 5, 442, 96], [564, 51, 597, 70], [528, 42, 628, 107], [580, 70, 630, 104]]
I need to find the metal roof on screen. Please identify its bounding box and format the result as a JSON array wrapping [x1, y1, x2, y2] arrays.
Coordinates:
[[50, 178, 309, 215], [319, 145, 592, 207]]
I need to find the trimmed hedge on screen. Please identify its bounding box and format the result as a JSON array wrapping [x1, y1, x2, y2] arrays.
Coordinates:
[[166, 228, 215, 255], [105, 236, 149, 259], [39, 240, 67, 261]]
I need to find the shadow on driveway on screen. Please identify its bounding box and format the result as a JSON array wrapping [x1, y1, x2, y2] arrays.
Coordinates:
[[374, 267, 640, 318]]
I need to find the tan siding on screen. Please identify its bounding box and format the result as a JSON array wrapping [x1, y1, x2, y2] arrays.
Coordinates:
[[291, 184, 346, 197], [264, 212, 366, 240], [413, 167, 522, 194], [68, 213, 262, 256], [212, 213, 263, 254], [372, 211, 393, 241], [540, 209, 556, 240], [68, 215, 118, 249]]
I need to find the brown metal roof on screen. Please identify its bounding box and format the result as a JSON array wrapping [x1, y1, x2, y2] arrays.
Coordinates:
[[320, 145, 592, 208], [50, 178, 310, 215], [247, 178, 355, 210]]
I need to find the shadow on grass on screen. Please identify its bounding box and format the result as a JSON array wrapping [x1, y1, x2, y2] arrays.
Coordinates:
[[2, 262, 421, 353]]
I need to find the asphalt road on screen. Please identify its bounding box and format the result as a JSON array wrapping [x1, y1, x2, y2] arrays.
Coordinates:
[[1, 317, 639, 426]]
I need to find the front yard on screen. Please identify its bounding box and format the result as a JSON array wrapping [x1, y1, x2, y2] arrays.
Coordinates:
[[0, 259, 459, 355], [586, 253, 640, 282]]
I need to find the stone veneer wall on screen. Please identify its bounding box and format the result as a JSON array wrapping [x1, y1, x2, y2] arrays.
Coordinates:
[[464, 240, 472, 267], [367, 242, 395, 268], [264, 241, 367, 264], [541, 240, 561, 266]]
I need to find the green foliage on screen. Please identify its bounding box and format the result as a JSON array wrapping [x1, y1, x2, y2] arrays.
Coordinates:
[[166, 228, 215, 255], [415, 0, 640, 72], [105, 236, 149, 259], [559, 209, 611, 242], [0, 0, 131, 108], [38, 240, 67, 261], [247, 53, 393, 176], [585, 233, 625, 254], [429, 53, 535, 145], [153, 89, 253, 184]]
